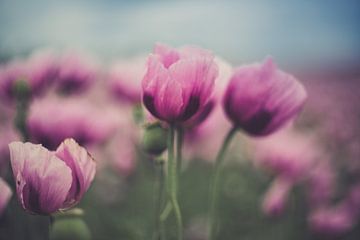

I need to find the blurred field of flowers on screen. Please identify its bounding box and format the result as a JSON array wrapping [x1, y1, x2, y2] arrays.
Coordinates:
[[0, 1, 360, 240]]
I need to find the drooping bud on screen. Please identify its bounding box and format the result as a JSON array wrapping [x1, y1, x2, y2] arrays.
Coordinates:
[[142, 122, 168, 156]]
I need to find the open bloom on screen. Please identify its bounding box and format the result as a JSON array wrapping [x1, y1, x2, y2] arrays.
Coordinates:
[[8, 138, 96, 215], [0, 50, 58, 102], [223, 57, 307, 136], [142, 43, 218, 124], [0, 178, 12, 216]]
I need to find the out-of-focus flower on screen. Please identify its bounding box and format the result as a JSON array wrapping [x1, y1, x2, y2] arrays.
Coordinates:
[[27, 97, 117, 150], [309, 182, 360, 235], [55, 52, 98, 94], [108, 56, 146, 104], [0, 126, 19, 175], [107, 106, 139, 177], [0, 178, 12, 216], [309, 206, 354, 236], [110, 134, 137, 177], [252, 127, 335, 217], [262, 177, 292, 217], [306, 160, 336, 208], [8, 139, 96, 215], [223, 57, 307, 136], [0, 50, 58, 102], [26, 49, 59, 90], [142, 43, 218, 124], [252, 127, 319, 181]]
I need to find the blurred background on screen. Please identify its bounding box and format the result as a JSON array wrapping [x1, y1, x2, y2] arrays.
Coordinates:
[[0, 0, 360, 240]]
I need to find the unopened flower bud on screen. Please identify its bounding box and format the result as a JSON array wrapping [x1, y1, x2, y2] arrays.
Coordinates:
[[142, 122, 168, 155], [12, 79, 31, 100], [50, 208, 91, 240]]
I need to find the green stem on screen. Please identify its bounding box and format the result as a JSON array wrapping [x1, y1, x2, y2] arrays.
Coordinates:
[[208, 127, 237, 240], [14, 95, 30, 141], [154, 160, 165, 240], [49, 216, 53, 240], [176, 127, 183, 177], [167, 125, 183, 240], [160, 202, 172, 222]]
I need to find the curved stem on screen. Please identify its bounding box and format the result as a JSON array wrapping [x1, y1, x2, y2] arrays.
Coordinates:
[[167, 125, 183, 240], [208, 127, 237, 240], [160, 202, 172, 222]]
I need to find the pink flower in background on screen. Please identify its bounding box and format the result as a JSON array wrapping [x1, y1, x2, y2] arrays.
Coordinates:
[[108, 56, 146, 104], [252, 128, 334, 216], [27, 97, 118, 150], [252, 127, 319, 181], [309, 206, 354, 236], [0, 60, 30, 101], [223, 57, 307, 136], [0, 50, 58, 102], [306, 160, 336, 208], [110, 133, 137, 177], [262, 177, 292, 217], [8, 139, 96, 215], [55, 52, 98, 94], [308, 183, 360, 235], [0, 126, 19, 176], [0, 178, 12, 216], [142, 43, 218, 124], [26, 49, 59, 90], [106, 106, 139, 177]]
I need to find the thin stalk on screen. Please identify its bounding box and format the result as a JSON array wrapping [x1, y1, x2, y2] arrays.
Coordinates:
[[176, 127, 183, 177], [154, 160, 165, 240], [167, 125, 183, 240], [160, 202, 172, 222], [208, 127, 238, 240], [14, 94, 30, 141], [49, 216, 53, 240]]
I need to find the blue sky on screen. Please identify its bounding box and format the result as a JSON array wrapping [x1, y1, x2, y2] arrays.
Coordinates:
[[0, 0, 359, 67]]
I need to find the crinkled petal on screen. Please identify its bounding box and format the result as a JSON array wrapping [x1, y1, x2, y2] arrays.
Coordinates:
[[55, 138, 96, 209], [155, 78, 184, 121], [8, 142, 72, 215], [153, 43, 180, 68]]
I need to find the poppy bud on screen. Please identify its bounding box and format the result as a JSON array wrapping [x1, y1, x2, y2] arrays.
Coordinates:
[[142, 122, 168, 156]]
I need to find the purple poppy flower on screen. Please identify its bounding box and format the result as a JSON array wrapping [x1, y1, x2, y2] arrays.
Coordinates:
[[27, 97, 117, 150], [55, 52, 97, 94], [8, 138, 96, 215], [142, 43, 218, 124], [0, 50, 58, 102], [223, 57, 307, 136]]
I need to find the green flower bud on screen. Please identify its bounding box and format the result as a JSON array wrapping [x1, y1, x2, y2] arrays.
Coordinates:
[[12, 79, 31, 100], [142, 122, 168, 156], [50, 209, 91, 240]]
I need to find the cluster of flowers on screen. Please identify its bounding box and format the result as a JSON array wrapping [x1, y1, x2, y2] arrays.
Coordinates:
[[0, 43, 359, 238]]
